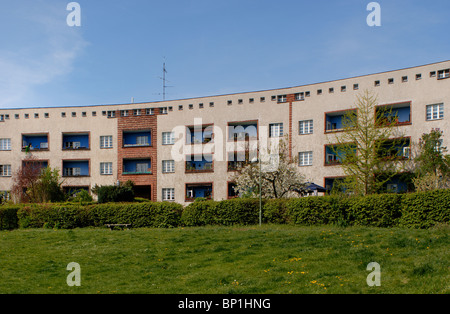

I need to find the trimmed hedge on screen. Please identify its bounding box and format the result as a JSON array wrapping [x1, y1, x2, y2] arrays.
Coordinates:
[[1, 189, 449, 230], [16, 202, 182, 229], [399, 189, 450, 229], [0, 206, 20, 230]]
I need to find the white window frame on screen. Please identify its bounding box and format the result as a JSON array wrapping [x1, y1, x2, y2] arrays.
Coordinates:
[[426, 103, 444, 121], [0, 164, 12, 177], [162, 188, 175, 201], [269, 123, 283, 138], [136, 162, 149, 173], [162, 132, 175, 145], [64, 167, 81, 177], [162, 160, 175, 173], [100, 162, 113, 175], [136, 136, 149, 146], [100, 135, 113, 149], [0, 138, 11, 151], [299, 151, 313, 166], [299, 120, 313, 135]]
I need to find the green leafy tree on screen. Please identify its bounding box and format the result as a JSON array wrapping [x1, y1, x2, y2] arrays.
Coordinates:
[[327, 90, 408, 195], [413, 129, 450, 191]]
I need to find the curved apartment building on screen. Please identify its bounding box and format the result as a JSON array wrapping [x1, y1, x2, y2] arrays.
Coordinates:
[[0, 60, 449, 204]]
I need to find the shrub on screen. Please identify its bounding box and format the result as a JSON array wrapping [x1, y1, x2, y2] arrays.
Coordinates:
[[263, 199, 290, 224], [95, 185, 134, 203], [0, 206, 20, 230], [181, 200, 218, 226], [346, 193, 403, 227], [287, 196, 347, 226], [215, 198, 261, 226], [399, 189, 450, 229]]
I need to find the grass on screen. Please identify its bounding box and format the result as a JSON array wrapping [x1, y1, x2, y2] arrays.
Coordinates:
[[0, 225, 449, 294]]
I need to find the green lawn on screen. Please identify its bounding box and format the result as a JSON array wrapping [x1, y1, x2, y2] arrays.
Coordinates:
[[0, 225, 448, 294]]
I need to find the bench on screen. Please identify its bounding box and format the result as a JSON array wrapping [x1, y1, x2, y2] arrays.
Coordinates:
[[105, 224, 132, 230]]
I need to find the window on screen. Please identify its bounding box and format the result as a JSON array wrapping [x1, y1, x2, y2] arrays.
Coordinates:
[[63, 167, 81, 177], [227, 100, 232, 105], [146, 108, 154, 115], [353, 84, 359, 90], [162, 160, 175, 173], [238, 99, 243, 104], [120, 110, 129, 117], [189, 104, 193, 109], [299, 151, 313, 166], [341, 86, 346, 92], [136, 163, 149, 173], [25, 114, 29, 119], [34, 113, 39, 118], [260, 97, 265, 102], [416, 74, 422, 80], [178, 105, 183, 110], [438, 69, 450, 79], [295, 93, 304, 101], [100, 162, 113, 175], [305, 91, 310, 97], [402, 76, 408, 83], [107, 111, 116, 118], [136, 136, 149, 146], [374, 80, 380, 87], [61, 112, 66, 118], [199, 103, 204, 108], [269, 123, 283, 137], [209, 102, 215, 107], [0, 165, 12, 177], [299, 120, 313, 135], [100, 135, 113, 149], [329, 88, 334, 93], [249, 98, 254, 103], [162, 132, 175, 145], [162, 188, 175, 201], [388, 78, 394, 84], [159, 107, 168, 114], [44, 113, 49, 118], [82, 112, 87, 117], [430, 71, 436, 78], [15, 114, 19, 119], [72, 112, 77, 117], [426, 103, 444, 120], [317, 89, 323, 95], [0, 138, 11, 151], [133, 109, 141, 116], [92, 111, 97, 116]]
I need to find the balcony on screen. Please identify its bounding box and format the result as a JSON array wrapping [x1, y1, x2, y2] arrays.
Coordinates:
[[325, 144, 356, 166], [122, 158, 152, 175], [22, 134, 49, 152], [123, 130, 151, 147], [377, 138, 411, 160], [185, 183, 213, 202], [186, 125, 213, 145], [376, 102, 411, 126], [62, 133, 90, 150], [185, 155, 213, 173], [228, 121, 258, 142], [325, 110, 356, 133], [62, 160, 89, 177]]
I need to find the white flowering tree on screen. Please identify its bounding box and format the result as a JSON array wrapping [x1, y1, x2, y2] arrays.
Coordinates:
[[231, 135, 307, 199]]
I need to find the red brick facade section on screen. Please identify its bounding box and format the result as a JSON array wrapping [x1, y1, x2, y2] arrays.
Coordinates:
[[117, 108, 159, 201]]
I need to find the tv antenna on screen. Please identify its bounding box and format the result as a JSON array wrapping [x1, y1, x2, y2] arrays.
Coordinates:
[[158, 59, 174, 101]]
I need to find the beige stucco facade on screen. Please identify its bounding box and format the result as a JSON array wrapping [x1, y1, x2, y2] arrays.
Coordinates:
[[1, 60, 449, 204]]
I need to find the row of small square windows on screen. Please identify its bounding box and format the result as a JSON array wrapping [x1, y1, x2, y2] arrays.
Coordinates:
[[3, 69, 448, 120]]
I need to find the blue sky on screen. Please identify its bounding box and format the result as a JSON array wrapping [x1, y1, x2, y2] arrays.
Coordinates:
[[0, 0, 449, 108]]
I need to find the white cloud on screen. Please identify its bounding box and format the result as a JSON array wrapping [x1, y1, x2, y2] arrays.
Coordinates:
[[0, 1, 88, 108]]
